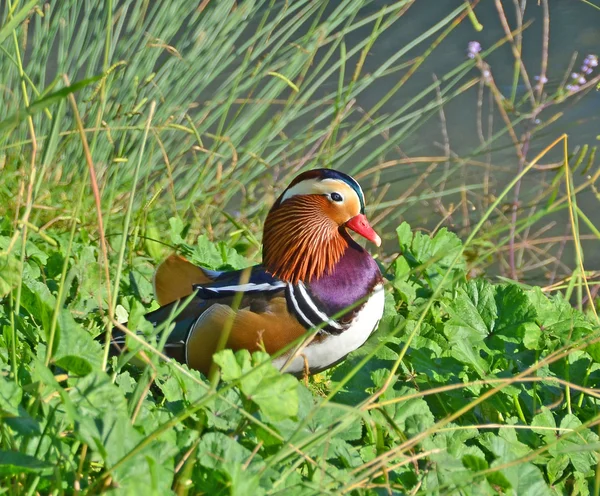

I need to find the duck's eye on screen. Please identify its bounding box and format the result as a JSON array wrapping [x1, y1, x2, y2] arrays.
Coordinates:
[[330, 192, 343, 202]]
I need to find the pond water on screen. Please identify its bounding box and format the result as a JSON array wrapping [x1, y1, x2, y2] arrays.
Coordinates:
[[339, 0, 600, 283]]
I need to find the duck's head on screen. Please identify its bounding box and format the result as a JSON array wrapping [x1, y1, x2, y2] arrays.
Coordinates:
[[262, 169, 380, 283]]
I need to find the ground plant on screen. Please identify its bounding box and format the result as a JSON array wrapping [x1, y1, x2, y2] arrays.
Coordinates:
[[1, 1, 600, 494]]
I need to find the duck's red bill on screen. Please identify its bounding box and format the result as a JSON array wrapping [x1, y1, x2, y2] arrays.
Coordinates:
[[346, 214, 381, 247]]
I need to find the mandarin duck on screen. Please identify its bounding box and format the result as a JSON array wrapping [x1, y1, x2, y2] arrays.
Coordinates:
[[112, 169, 384, 375]]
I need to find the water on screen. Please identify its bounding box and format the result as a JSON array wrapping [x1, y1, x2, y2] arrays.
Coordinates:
[[338, 0, 600, 283]]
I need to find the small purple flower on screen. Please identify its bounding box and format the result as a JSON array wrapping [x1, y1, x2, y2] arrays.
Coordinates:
[[582, 65, 593, 75], [578, 75, 587, 85], [467, 41, 482, 59], [566, 84, 580, 92], [571, 72, 580, 79], [584, 54, 598, 67], [534, 75, 548, 84]]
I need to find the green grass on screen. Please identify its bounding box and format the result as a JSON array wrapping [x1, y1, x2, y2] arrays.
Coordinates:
[[2, 0, 600, 494]]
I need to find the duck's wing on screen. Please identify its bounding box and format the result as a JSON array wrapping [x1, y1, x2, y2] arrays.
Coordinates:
[[114, 265, 349, 375], [143, 265, 308, 374]]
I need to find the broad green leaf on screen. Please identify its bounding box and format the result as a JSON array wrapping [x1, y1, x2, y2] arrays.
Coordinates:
[[375, 385, 435, 436], [411, 227, 465, 271], [169, 217, 186, 246], [70, 245, 110, 314], [394, 222, 466, 299], [214, 350, 299, 422], [53, 308, 102, 374], [197, 432, 262, 470], [351, 300, 402, 361], [217, 241, 250, 270], [248, 371, 299, 422], [5, 410, 41, 436], [446, 280, 495, 343], [396, 222, 413, 247], [485, 470, 512, 492], [20, 278, 102, 374], [115, 370, 136, 394], [447, 340, 489, 377], [551, 414, 599, 474], [547, 454, 569, 484], [31, 358, 78, 422], [421, 426, 489, 494], [522, 321, 542, 350], [443, 280, 498, 375], [330, 438, 362, 468], [531, 407, 556, 437], [585, 341, 600, 363], [127, 257, 155, 304], [0, 249, 21, 298], [194, 234, 223, 268], [493, 285, 537, 340], [478, 432, 531, 461], [68, 372, 133, 462], [392, 255, 418, 303], [24, 240, 49, 265], [0, 450, 53, 476], [144, 218, 164, 261], [409, 346, 463, 383], [480, 431, 548, 493], [156, 362, 208, 405], [227, 463, 266, 496], [267, 385, 337, 446], [572, 470, 590, 495], [0, 374, 21, 416], [528, 287, 593, 339], [69, 372, 175, 491], [462, 454, 488, 471], [205, 388, 244, 431], [214, 349, 252, 382], [492, 461, 552, 496], [20, 279, 55, 330]]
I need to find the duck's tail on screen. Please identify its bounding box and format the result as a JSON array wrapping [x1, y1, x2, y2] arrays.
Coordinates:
[[153, 253, 217, 306]]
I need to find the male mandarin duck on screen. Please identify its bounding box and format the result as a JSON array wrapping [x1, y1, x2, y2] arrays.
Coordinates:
[[113, 169, 384, 375]]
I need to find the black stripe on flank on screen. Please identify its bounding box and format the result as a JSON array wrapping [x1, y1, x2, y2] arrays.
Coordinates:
[[285, 285, 316, 329], [285, 284, 345, 335]]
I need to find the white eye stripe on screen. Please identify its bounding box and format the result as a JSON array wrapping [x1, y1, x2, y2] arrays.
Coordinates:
[[281, 178, 320, 202], [281, 178, 357, 204]]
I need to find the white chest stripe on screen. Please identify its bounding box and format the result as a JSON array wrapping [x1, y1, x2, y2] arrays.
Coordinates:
[[274, 284, 385, 374], [296, 282, 343, 330], [287, 284, 317, 329]]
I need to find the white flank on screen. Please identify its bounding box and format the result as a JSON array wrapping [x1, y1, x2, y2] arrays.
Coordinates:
[[273, 284, 385, 374]]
